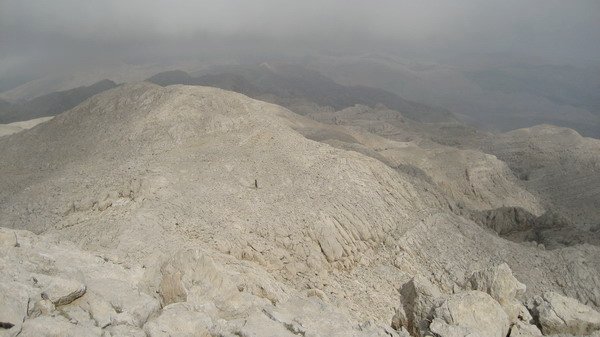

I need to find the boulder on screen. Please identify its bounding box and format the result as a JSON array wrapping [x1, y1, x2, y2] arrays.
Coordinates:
[[39, 276, 86, 306], [468, 263, 526, 323], [532, 292, 600, 335], [394, 275, 443, 336], [431, 291, 510, 337]]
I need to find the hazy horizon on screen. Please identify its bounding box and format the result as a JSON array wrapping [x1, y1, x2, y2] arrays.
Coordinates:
[[1, 0, 599, 82]]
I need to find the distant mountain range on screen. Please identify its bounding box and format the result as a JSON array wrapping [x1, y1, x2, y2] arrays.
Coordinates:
[[147, 63, 456, 123], [0, 79, 117, 124], [305, 54, 600, 137]]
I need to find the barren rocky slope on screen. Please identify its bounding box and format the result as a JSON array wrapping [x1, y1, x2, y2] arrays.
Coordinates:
[[1, 83, 599, 336]]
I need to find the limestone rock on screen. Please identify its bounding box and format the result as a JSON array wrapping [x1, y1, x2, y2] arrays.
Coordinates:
[[532, 292, 600, 335], [468, 263, 526, 322], [431, 291, 510, 337], [395, 275, 443, 336], [39, 276, 86, 306]]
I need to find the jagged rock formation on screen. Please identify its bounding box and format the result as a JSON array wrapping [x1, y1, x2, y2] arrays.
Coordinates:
[[0, 83, 599, 336]]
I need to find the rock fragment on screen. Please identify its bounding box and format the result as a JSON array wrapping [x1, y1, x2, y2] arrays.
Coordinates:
[[430, 290, 510, 337], [531, 292, 600, 336], [468, 263, 527, 322], [40, 276, 86, 306], [394, 275, 443, 336]]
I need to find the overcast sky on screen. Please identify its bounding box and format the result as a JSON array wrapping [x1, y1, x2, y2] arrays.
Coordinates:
[[1, 0, 599, 78]]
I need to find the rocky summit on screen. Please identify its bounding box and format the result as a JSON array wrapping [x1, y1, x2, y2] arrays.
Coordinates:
[[1, 83, 599, 337]]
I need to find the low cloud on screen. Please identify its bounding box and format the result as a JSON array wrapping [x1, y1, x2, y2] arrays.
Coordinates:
[[1, 0, 599, 77]]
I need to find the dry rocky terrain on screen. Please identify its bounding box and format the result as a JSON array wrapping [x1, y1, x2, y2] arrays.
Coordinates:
[[1, 83, 599, 336]]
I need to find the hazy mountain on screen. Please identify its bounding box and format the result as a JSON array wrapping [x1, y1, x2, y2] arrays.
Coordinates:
[[0, 79, 117, 123], [306, 54, 600, 138], [148, 63, 456, 123]]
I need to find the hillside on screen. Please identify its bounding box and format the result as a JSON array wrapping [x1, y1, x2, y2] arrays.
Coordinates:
[[0, 83, 598, 336]]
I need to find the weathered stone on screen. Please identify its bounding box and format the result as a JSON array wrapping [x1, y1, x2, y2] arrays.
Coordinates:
[[394, 275, 443, 336], [432, 291, 510, 337], [468, 263, 526, 323], [40, 276, 86, 306], [532, 292, 600, 336]]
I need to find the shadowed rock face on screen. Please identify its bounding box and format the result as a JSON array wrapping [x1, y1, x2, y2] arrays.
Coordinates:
[[0, 83, 598, 336], [0, 79, 117, 124], [467, 207, 600, 249]]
